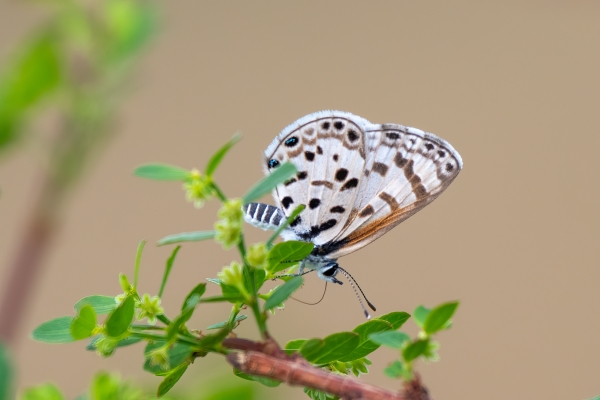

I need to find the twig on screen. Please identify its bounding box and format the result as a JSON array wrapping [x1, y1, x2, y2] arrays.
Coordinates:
[[223, 338, 430, 400]]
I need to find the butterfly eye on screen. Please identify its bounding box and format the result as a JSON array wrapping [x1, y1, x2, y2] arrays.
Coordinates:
[[268, 159, 280, 169], [321, 263, 339, 277]]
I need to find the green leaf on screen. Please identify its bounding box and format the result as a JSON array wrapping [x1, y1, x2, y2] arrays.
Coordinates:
[[159, 246, 180, 297], [104, 1, 157, 63], [143, 341, 193, 374], [133, 240, 146, 288], [338, 319, 392, 362], [105, 296, 134, 337], [423, 301, 459, 335], [86, 335, 142, 351], [90, 371, 121, 400], [377, 311, 411, 330], [266, 204, 305, 247], [0, 343, 13, 400], [402, 339, 429, 362], [304, 387, 338, 400], [70, 305, 97, 340], [206, 132, 241, 176], [299, 332, 360, 365], [199, 294, 245, 303], [284, 339, 307, 354], [157, 363, 189, 397], [263, 276, 303, 311], [233, 369, 281, 387], [157, 230, 215, 246], [20, 383, 64, 400], [383, 360, 404, 379], [74, 295, 117, 315], [31, 316, 75, 343], [206, 315, 247, 330], [369, 331, 410, 349], [242, 162, 297, 203], [133, 164, 190, 181], [267, 241, 314, 274], [413, 305, 430, 328], [182, 283, 206, 311]]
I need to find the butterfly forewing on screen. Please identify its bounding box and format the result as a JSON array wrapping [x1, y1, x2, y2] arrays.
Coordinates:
[[263, 111, 462, 258], [264, 112, 370, 245]]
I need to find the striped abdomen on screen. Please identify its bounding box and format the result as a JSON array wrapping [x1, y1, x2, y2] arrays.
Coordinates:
[[243, 203, 285, 231]]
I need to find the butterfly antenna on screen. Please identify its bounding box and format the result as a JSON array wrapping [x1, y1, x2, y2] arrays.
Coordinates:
[[336, 267, 377, 319], [291, 281, 327, 305]]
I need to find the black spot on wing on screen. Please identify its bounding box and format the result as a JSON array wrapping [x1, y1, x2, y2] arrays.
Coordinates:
[[290, 215, 301, 227], [330, 206, 345, 213], [333, 154, 339, 161], [425, 143, 434, 151], [438, 150, 446, 157], [446, 163, 454, 172], [347, 129, 359, 142], [316, 146, 323, 155], [297, 171, 307, 180], [309, 198, 321, 209], [304, 151, 315, 161], [386, 132, 400, 140], [335, 168, 348, 182], [394, 153, 407, 168], [285, 137, 299, 147], [321, 122, 330, 130], [281, 197, 293, 209], [340, 178, 359, 191], [284, 178, 297, 186], [334, 121, 344, 130]]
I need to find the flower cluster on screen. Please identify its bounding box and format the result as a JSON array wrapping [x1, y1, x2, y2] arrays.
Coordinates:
[[135, 293, 164, 325], [246, 242, 268, 269], [215, 198, 243, 249], [217, 261, 249, 299], [183, 169, 213, 208]]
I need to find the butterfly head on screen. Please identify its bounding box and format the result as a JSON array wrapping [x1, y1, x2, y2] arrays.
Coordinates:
[[317, 261, 343, 285]]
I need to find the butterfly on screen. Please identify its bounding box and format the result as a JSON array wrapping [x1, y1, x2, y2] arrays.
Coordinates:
[[244, 111, 462, 317]]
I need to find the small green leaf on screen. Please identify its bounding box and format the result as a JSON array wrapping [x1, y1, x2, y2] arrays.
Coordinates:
[[0, 343, 13, 400], [133, 163, 190, 181], [338, 319, 392, 362], [159, 246, 181, 298], [206, 315, 247, 330], [157, 363, 189, 397], [20, 383, 65, 400], [267, 241, 314, 274], [143, 341, 193, 374], [70, 305, 97, 340], [243, 162, 297, 203], [157, 230, 215, 246], [383, 360, 404, 379], [413, 305, 430, 328], [133, 240, 146, 288], [377, 312, 410, 330], [263, 276, 303, 311], [368, 331, 410, 350], [199, 294, 245, 303], [402, 339, 429, 362], [91, 371, 120, 400], [284, 339, 307, 354], [300, 332, 360, 364], [423, 301, 459, 335], [304, 387, 337, 400], [105, 296, 135, 337], [233, 369, 281, 387], [31, 316, 75, 343], [196, 329, 229, 349], [86, 335, 142, 351], [206, 132, 241, 176], [182, 283, 206, 311], [74, 296, 117, 315]]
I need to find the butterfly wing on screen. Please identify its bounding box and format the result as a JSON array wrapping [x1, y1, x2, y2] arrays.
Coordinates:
[[322, 123, 463, 258], [263, 111, 371, 245], [263, 111, 462, 257]]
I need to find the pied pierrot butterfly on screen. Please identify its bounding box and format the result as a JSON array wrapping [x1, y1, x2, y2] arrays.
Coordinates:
[[244, 111, 463, 317]]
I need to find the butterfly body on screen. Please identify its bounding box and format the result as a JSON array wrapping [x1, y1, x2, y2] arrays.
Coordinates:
[[245, 110, 463, 286]]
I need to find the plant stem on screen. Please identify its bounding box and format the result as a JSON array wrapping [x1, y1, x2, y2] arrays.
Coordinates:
[[237, 233, 268, 339]]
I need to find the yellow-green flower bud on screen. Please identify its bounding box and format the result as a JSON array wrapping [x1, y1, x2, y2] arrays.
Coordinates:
[[148, 345, 170, 371], [119, 273, 131, 292], [95, 336, 119, 358], [217, 198, 243, 223], [183, 171, 213, 208], [214, 219, 241, 249], [135, 294, 164, 325], [217, 261, 249, 299], [246, 242, 268, 269]]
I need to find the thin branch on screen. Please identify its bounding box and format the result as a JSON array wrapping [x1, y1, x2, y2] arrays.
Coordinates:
[[222, 338, 430, 400], [227, 351, 406, 400]]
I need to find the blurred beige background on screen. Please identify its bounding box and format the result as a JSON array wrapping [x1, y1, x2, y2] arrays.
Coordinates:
[[1, 1, 599, 399]]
